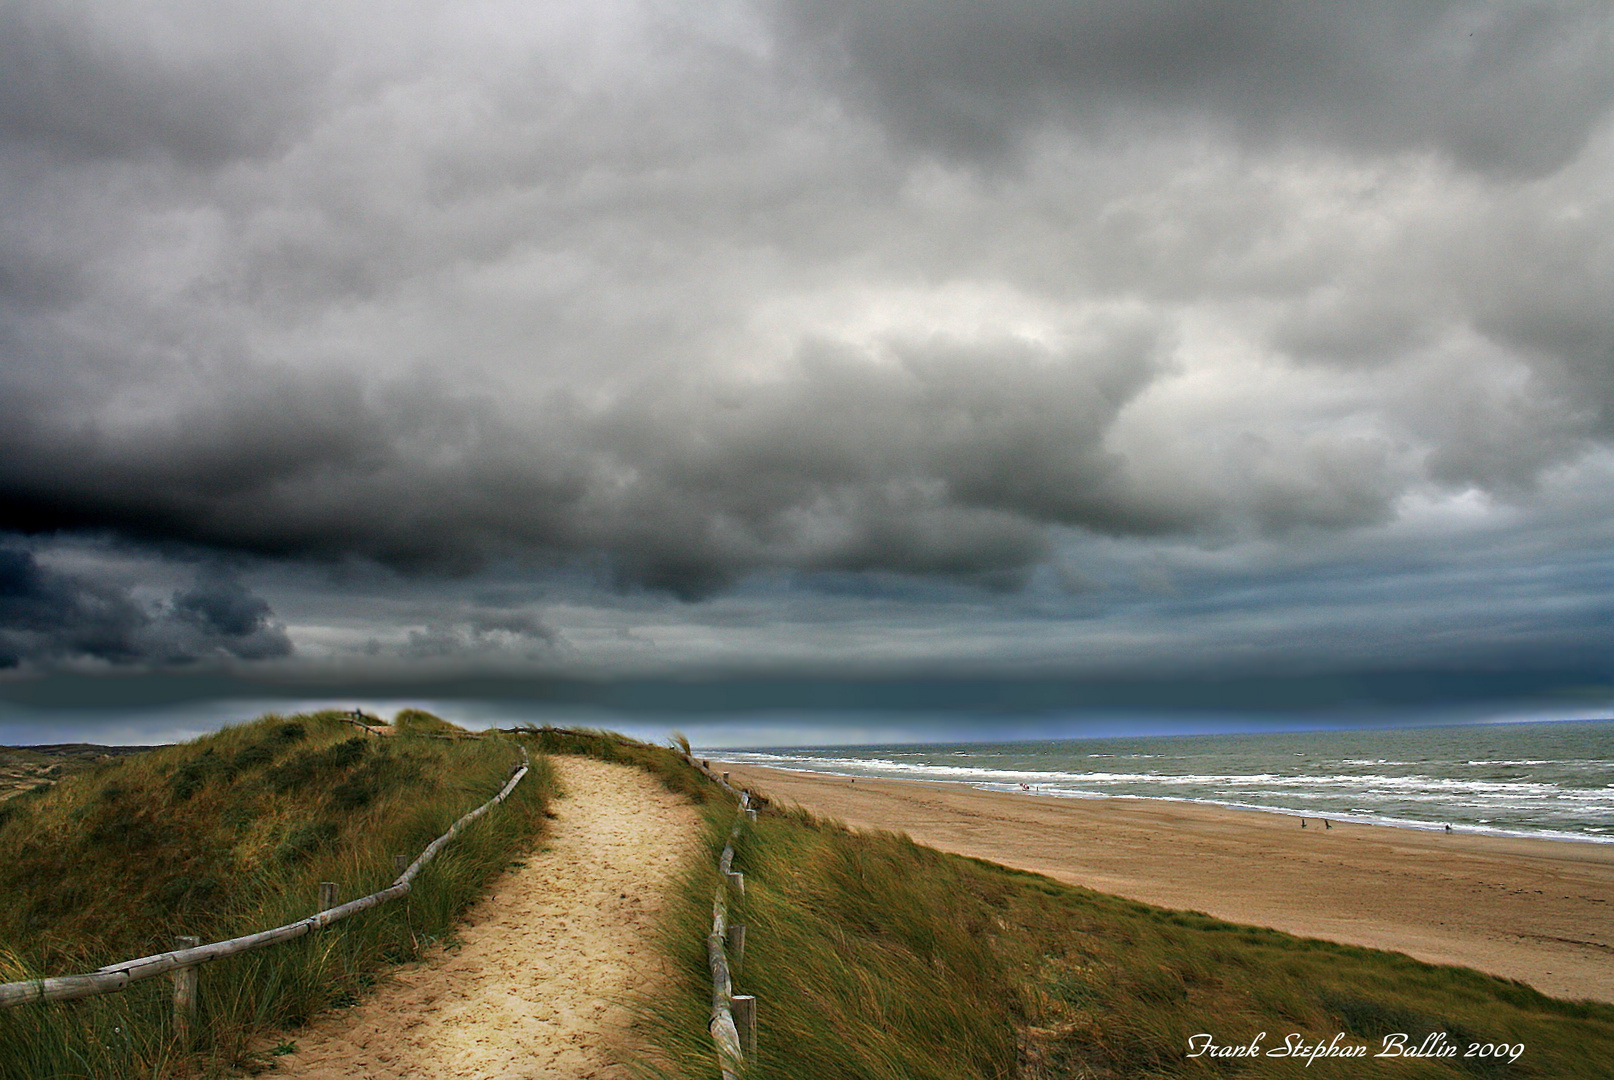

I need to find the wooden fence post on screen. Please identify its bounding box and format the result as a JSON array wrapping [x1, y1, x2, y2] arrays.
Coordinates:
[[171, 936, 200, 1044], [725, 870, 744, 896], [729, 923, 745, 971], [732, 994, 757, 1057], [319, 882, 339, 911], [722, 771, 730, 785], [393, 853, 408, 875]]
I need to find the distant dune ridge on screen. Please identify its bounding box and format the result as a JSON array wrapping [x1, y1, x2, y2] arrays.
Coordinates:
[[0, 743, 156, 800]]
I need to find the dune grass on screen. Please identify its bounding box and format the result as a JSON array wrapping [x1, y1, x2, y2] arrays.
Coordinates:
[[509, 725, 722, 808], [9, 722, 1609, 1079], [0, 743, 154, 801], [0, 710, 555, 1080], [638, 801, 1614, 1080]]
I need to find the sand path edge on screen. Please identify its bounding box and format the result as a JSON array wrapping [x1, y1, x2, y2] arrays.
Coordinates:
[[269, 756, 703, 1080]]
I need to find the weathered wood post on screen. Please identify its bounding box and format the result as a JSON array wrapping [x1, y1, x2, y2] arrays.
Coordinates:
[[725, 870, 745, 896], [319, 881, 339, 911], [745, 808, 758, 823], [723, 771, 730, 785], [171, 935, 200, 1044], [393, 853, 408, 876], [732, 994, 757, 1057]]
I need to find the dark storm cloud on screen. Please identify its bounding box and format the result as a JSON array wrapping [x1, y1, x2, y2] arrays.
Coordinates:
[[0, 542, 292, 669], [0, 370, 588, 572], [173, 573, 285, 640], [0, 0, 1611, 643], [0, 324, 1163, 592], [778, 0, 1614, 176], [589, 324, 1167, 593]]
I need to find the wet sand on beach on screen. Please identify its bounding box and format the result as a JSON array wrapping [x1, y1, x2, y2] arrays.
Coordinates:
[[719, 763, 1614, 1004]]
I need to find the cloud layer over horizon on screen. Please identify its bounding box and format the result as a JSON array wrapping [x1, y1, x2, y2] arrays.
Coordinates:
[[3, 0, 1613, 683]]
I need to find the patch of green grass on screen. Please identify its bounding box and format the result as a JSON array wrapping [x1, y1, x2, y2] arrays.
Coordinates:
[[391, 709, 457, 735], [0, 710, 557, 1080], [636, 804, 1614, 1080]]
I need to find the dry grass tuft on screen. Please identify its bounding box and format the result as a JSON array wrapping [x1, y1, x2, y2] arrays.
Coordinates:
[[0, 710, 556, 1080], [635, 803, 1614, 1080]]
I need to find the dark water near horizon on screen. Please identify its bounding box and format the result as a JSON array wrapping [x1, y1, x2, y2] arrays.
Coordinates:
[[708, 720, 1614, 844]]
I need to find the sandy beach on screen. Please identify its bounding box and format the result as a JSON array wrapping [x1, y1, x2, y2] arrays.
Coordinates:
[[270, 757, 702, 1079], [719, 763, 1614, 1004]]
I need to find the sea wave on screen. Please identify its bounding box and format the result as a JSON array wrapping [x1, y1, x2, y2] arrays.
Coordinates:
[[711, 732, 1614, 843]]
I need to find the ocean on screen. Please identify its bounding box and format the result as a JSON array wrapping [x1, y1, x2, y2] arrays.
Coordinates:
[[707, 720, 1614, 844]]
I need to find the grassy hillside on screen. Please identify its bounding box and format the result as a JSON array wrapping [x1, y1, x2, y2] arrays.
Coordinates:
[[0, 711, 554, 1080], [0, 743, 154, 801], [640, 800, 1614, 1080], [8, 724, 1608, 1079]]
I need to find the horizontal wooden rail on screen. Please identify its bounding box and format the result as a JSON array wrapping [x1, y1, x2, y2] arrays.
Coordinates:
[[0, 745, 531, 1009]]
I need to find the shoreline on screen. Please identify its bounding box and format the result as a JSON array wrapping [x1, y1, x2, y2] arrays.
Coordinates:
[[710, 755, 1614, 845], [728, 761, 1614, 847], [718, 761, 1614, 1005]]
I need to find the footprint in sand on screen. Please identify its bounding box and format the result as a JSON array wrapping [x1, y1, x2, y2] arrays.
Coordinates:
[[268, 756, 702, 1080]]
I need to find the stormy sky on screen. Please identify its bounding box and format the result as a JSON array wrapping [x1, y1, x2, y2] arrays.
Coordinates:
[[3, 0, 1614, 707]]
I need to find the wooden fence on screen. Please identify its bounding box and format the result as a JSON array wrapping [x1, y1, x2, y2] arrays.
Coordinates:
[[0, 744, 531, 1014], [688, 758, 760, 1079], [4, 733, 766, 1077]]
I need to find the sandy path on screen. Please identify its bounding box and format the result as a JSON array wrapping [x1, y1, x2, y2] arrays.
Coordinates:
[[723, 763, 1614, 1004], [272, 756, 702, 1079]]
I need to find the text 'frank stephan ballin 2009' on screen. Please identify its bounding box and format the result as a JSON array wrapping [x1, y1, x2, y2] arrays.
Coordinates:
[[1187, 1032, 1525, 1065]]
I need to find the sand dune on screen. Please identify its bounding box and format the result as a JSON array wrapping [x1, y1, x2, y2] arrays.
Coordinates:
[[270, 756, 702, 1079], [721, 763, 1614, 1004]]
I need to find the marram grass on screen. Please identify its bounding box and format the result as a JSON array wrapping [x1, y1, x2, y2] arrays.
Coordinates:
[[0, 710, 556, 1080], [634, 802, 1614, 1080], [8, 723, 1611, 1080]]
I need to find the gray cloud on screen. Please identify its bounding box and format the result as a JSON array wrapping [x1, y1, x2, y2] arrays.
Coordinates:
[[0, 370, 589, 572], [0, 0, 328, 165], [0, 542, 292, 670], [402, 609, 558, 661], [0, 0, 1611, 653], [0, 323, 1159, 593], [778, 0, 1614, 176]]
